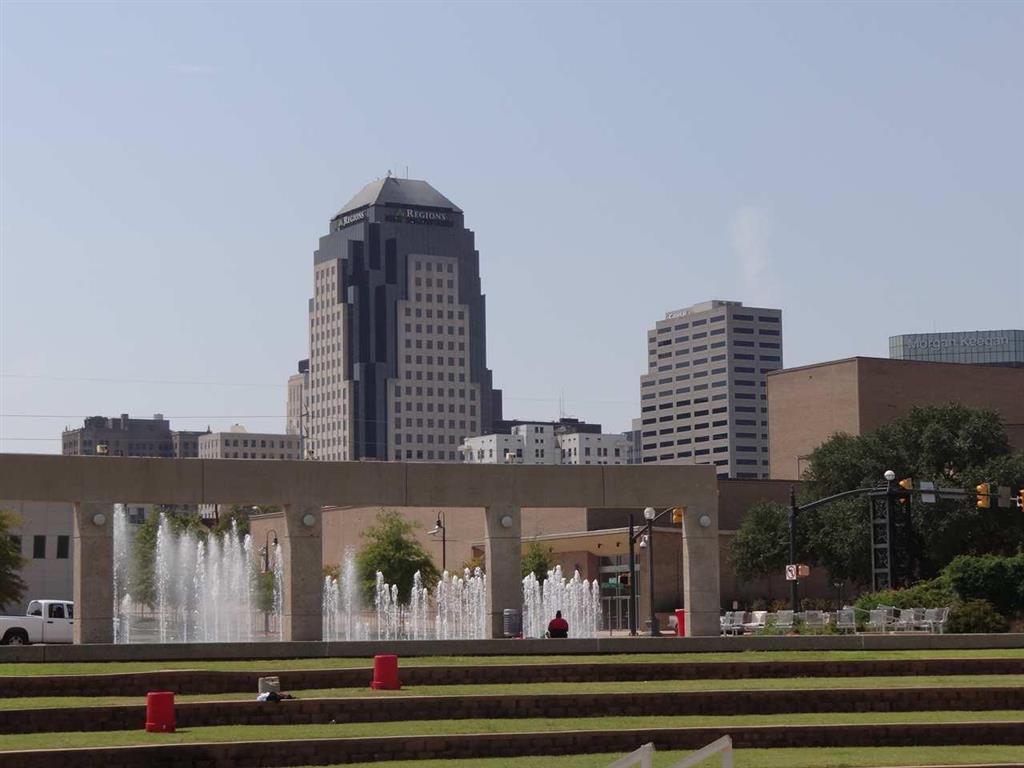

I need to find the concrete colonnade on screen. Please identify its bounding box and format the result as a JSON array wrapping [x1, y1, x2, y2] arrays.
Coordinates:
[[2, 455, 721, 642]]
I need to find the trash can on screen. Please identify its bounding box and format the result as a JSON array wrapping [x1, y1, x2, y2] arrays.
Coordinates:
[[145, 691, 176, 733], [371, 654, 401, 690], [674, 609, 686, 637], [502, 608, 522, 638]]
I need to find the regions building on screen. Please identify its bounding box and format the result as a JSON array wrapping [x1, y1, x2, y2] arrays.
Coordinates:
[[634, 300, 782, 478], [767, 356, 1024, 480], [890, 330, 1024, 368], [62, 414, 207, 458], [459, 419, 629, 465], [303, 176, 502, 462]]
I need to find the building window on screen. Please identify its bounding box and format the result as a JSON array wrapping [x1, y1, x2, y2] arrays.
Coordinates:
[[56, 535, 70, 559], [33, 535, 46, 559]]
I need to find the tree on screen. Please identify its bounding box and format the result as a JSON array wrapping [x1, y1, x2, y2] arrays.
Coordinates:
[[521, 540, 552, 582], [0, 509, 27, 611], [729, 501, 790, 584], [355, 509, 440, 605], [214, 506, 253, 538], [796, 403, 1023, 587]]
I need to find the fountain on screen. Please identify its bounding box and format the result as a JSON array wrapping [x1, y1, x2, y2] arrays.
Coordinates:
[[321, 550, 489, 640], [522, 565, 603, 639], [112, 505, 283, 643]]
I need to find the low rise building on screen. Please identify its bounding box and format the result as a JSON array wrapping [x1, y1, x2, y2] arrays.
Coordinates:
[[460, 421, 628, 465], [767, 356, 1024, 480], [198, 425, 302, 461]]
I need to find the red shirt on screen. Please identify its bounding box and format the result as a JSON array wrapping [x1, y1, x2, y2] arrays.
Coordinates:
[[548, 617, 569, 634]]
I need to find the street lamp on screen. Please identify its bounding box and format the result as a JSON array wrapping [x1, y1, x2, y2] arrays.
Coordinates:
[[428, 511, 446, 572], [642, 506, 658, 636], [262, 529, 279, 635]]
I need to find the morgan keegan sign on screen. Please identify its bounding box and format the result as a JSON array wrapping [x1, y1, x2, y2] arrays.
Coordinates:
[[334, 206, 453, 231]]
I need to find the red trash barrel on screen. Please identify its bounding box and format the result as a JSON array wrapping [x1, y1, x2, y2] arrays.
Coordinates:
[[145, 691, 176, 733], [371, 654, 401, 690], [674, 609, 686, 637]]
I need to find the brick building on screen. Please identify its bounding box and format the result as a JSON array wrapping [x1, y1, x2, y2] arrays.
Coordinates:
[[767, 356, 1024, 480]]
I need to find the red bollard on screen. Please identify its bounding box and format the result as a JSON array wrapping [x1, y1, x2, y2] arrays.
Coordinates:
[[145, 691, 176, 733], [674, 609, 686, 637], [371, 654, 401, 690]]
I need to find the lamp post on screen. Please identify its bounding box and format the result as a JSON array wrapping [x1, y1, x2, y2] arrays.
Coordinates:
[[429, 511, 446, 572], [642, 506, 658, 636], [262, 529, 279, 635], [627, 513, 637, 636]]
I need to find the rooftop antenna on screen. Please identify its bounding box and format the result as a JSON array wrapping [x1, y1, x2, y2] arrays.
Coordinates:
[[405, 165, 409, 179], [559, 390, 566, 420]]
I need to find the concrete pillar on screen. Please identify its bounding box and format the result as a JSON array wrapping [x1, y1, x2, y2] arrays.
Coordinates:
[[483, 503, 521, 639], [72, 502, 113, 644], [282, 501, 323, 641], [681, 497, 721, 637]]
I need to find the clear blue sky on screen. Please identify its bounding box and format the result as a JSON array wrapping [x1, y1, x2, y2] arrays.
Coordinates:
[[2, 2, 1022, 454]]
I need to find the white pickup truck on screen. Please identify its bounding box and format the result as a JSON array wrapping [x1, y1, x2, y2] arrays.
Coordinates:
[[0, 600, 75, 645]]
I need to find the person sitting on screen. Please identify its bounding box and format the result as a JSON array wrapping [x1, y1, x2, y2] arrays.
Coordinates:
[[547, 610, 569, 638]]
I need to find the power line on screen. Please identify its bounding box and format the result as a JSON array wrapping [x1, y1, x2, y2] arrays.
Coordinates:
[[1, 374, 638, 405]]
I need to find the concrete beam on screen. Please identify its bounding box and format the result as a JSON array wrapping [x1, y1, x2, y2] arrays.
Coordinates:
[[72, 502, 113, 644], [483, 504, 521, 639], [0, 455, 718, 508], [281, 502, 323, 641]]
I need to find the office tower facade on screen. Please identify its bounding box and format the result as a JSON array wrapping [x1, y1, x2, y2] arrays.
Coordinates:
[[889, 330, 1024, 368], [635, 300, 782, 478], [306, 177, 501, 462]]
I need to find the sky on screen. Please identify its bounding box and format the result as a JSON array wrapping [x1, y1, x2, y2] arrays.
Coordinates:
[[1, 1, 1022, 454]]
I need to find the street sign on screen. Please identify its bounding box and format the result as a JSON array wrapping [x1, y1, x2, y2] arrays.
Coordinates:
[[920, 480, 936, 504], [785, 564, 810, 581]]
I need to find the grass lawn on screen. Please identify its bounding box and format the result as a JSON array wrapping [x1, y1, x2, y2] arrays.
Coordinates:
[[3, 674, 1023, 711], [2, 648, 1024, 677], [2, 711, 1024, 751], [314, 746, 1024, 768]]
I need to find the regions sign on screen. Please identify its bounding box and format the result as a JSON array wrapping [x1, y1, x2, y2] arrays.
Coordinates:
[[334, 208, 367, 230], [385, 207, 454, 227]]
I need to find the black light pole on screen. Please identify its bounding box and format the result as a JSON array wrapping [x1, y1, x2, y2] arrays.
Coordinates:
[[627, 514, 637, 636], [262, 529, 279, 635], [788, 487, 799, 612], [429, 512, 446, 572], [643, 506, 658, 636]]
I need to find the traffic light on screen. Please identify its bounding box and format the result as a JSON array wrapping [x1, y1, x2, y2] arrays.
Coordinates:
[[976, 483, 991, 509], [671, 507, 684, 524], [898, 478, 913, 503]]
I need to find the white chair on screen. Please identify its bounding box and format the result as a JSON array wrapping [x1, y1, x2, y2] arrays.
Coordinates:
[[742, 610, 768, 633], [773, 610, 794, 632], [803, 610, 826, 631], [836, 608, 857, 634], [894, 607, 923, 632], [867, 608, 892, 633]]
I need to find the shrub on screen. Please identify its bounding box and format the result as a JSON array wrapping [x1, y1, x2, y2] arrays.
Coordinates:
[[947, 599, 1010, 634], [943, 553, 1024, 615], [853, 576, 956, 614]]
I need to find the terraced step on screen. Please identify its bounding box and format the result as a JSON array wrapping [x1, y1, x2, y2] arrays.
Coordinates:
[[7, 657, 1024, 697], [2, 721, 1024, 768], [1, 686, 1022, 734]]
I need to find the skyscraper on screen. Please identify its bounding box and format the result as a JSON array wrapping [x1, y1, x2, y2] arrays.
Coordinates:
[[634, 300, 782, 478], [305, 177, 502, 462]]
